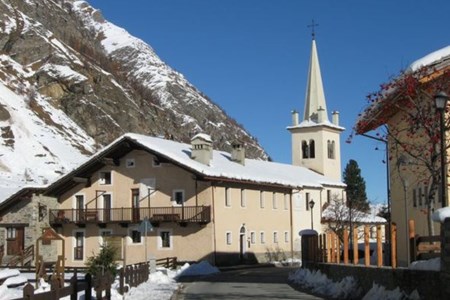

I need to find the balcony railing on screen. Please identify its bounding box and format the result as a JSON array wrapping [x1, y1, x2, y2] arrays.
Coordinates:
[[49, 206, 211, 226]]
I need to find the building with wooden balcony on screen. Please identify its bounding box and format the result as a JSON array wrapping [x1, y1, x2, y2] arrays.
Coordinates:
[[30, 132, 343, 267]]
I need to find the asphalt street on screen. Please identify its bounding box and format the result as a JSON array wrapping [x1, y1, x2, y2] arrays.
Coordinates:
[[174, 265, 325, 300]]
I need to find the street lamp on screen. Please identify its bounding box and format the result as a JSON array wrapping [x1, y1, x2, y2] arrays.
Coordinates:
[[435, 91, 449, 208], [309, 199, 315, 230]]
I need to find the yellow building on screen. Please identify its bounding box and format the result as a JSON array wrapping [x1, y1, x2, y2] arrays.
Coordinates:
[[43, 133, 344, 267], [355, 46, 450, 266]]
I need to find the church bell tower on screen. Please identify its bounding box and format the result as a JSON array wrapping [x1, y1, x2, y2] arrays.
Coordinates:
[[287, 27, 344, 181]]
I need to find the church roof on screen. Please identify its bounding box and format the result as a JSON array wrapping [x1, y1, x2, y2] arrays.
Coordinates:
[[303, 39, 329, 123]]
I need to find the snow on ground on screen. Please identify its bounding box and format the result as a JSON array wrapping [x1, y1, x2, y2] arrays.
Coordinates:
[[409, 257, 440, 271], [0, 261, 222, 300]]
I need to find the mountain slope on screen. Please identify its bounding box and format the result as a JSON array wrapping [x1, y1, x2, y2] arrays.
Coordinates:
[[0, 0, 268, 198]]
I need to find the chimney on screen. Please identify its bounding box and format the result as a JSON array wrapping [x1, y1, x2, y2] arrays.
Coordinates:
[[191, 133, 213, 165], [332, 111, 340, 126], [231, 140, 245, 165], [291, 110, 299, 126]]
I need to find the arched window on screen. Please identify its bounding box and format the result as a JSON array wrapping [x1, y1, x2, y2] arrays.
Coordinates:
[[302, 140, 309, 158], [309, 140, 315, 158], [327, 140, 335, 159]]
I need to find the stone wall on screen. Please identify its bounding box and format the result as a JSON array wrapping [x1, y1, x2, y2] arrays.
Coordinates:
[[305, 262, 441, 299]]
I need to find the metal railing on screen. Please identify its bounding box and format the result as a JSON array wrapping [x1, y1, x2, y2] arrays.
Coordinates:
[[50, 205, 211, 225]]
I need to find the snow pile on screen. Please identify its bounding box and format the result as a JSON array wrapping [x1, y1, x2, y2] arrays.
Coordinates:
[[432, 207, 450, 223], [289, 268, 362, 299], [176, 261, 220, 278], [362, 283, 420, 300], [410, 258, 440, 271]]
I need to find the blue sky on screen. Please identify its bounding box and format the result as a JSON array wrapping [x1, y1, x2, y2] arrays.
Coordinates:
[[87, 0, 450, 204]]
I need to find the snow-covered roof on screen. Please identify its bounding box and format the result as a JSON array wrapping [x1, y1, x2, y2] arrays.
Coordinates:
[[287, 119, 345, 132], [47, 133, 345, 192], [322, 202, 386, 224], [125, 133, 345, 189], [191, 133, 212, 143], [408, 45, 450, 72]]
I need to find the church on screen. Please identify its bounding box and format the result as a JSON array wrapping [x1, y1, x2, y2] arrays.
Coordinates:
[[0, 36, 346, 267]]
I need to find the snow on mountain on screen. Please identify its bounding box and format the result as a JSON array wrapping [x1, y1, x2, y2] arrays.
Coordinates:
[[0, 0, 268, 200]]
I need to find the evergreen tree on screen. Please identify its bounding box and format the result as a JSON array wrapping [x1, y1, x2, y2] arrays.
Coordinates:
[[343, 159, 370, 212]]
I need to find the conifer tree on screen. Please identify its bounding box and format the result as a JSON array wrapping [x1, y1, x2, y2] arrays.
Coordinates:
[[343, 159, 370, 212]]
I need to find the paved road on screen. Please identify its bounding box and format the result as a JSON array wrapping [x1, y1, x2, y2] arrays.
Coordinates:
[[174, 265, 324, 300]]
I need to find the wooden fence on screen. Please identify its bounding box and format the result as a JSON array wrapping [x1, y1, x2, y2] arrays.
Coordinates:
[[409, 219, 440, 262], [315, 223, 397, 268], [118, 262, 149, 295], [11, 273, 92, 300], [156, 256, 177, 269]]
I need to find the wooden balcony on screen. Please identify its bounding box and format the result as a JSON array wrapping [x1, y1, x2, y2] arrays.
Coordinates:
[[49, 206, 211, 226]]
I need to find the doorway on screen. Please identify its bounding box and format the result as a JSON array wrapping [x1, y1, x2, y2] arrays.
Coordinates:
[[239, 225, 246, 263], [7, 227, 24, 255], [132, 189, 140, 222]]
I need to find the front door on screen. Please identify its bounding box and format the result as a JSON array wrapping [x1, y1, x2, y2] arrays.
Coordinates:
[[239, 226, 246, 263], [103, 194, 112, 222], [76, 195, 84, 222], [7, 227, 24, 255], [132, 189, 140, 222]]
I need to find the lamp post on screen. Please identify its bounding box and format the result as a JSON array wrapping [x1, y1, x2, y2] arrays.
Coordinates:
[[309, 199, 315, 230], [435, 91, 449, 208]]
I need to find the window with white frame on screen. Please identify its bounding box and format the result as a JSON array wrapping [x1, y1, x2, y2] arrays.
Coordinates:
[[6, 227, 16, 239], [172, 190, 185, 206], [241, 189, 246, 208], [284, 193, 289, 210], [260, 191, 265, 208], [284, 231, 289, 243], [226, 232, 232, 245], [260, 231, 265, 244], [131, 229, 141, 244], [152, 156, 161, 167], [74, 230, 85, 261], [272, 192, 277, 209], [99, 171, 112, 185], [305, 192, 310, 211], [99, 229, 112, 245], [250, 231, 256, 244], [158, 229, 172, 249], [273, 231, 278, 243], [225, 187, 231, 207]]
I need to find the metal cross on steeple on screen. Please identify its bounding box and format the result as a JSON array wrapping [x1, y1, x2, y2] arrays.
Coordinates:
[[307, 19, 319, 40]]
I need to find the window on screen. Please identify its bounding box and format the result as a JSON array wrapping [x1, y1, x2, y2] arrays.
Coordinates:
[[74, 231, 84, 260], [131, 230, 141, 244], [172, 190, 184, 206], [309, 140, 315, 158], [225, 188, 231, 207], [327, 140, 335, 159], [284, 231, 289, 243], [241, 189, 246, 208], [284, 194, 289, 210], [412, 189, 416, 207], [226, 232, 232, 245], [99, 171, 112, 185], [250, 231, 256, 244], [302, 141, 309, 158], [152, 157, 161, 167], [6, 227, 16, 239], [100, 229, 112, 245], [273, 231, 278, 243], [260, 191, 265, 208], [159, 230, 172, 249], [126, 158, 135, 168], [272, 192, 277, 209], [306, 193, 310, 211], [418, 187, 422, 206], [327, 190, 331, 203], [260, 232, 265, 244]]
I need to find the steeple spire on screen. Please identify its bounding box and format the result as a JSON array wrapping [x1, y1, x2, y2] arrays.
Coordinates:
[[303, 35, 329, 123]]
